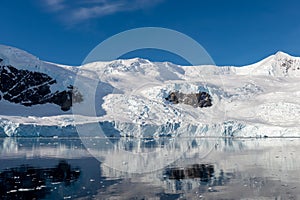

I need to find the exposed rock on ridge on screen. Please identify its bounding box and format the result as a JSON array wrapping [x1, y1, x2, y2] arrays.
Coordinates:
[[165, 91, 212, 108], [0, 64, 83, 111]]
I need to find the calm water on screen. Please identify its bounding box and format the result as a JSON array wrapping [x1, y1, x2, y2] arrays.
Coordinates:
[[0, 137, 299, 200]]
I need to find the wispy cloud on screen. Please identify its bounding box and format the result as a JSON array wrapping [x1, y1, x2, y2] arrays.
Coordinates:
[[42, 0, 164, 24], [44, 0, 65, 11]]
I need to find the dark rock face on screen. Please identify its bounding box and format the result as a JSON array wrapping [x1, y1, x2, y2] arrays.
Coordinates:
[[165, 91, 212, 108], [0, 65, 83, 111]]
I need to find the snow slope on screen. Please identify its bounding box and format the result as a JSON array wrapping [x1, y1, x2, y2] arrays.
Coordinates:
[[0, 45, 299, 137]]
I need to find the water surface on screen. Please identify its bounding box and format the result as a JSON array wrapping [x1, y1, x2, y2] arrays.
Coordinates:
[[0, 137, 299, 199]]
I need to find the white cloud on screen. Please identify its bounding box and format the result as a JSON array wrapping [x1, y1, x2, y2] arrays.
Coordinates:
[[44, 0, 65, 11], [71, 2, 124, 21], [42, 0, 164, 24]]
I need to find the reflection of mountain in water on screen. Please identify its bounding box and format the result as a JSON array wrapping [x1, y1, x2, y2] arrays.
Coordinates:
[[88, 136, 246, 174], [162, 164, 234, 193], [101, 162, 235, 196], [164, 164, 215, 180], [0, 160, 80, 200], [99, 138, 300, 199], [1, 138, 299, 199]]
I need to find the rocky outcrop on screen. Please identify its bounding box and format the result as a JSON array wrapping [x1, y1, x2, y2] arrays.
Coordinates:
[[0, 65, 83, 111], [165, 91, 212, 108]]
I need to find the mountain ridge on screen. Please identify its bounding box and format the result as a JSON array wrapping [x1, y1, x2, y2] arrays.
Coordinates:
[[1, 44, 300, 75], [0, 44, 300, 137]]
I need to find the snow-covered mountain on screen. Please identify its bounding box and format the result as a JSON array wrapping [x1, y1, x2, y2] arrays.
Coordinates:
[[0, 45, 299, 137]]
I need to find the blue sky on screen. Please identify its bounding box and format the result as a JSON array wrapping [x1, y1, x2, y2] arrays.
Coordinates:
[[1, 0, 300, 66]]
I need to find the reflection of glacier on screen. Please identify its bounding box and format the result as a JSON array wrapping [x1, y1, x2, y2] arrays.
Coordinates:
[[1, 137, 300, 198], [83, 136, 222, 173], [99, 138, 300, 195], [1, 137, 18, 154], [0, 138, 90, 159], [98, 137, 242, 192]]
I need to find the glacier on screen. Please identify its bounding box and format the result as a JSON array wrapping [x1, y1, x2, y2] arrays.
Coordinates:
[[0, 45, 300, 137]]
